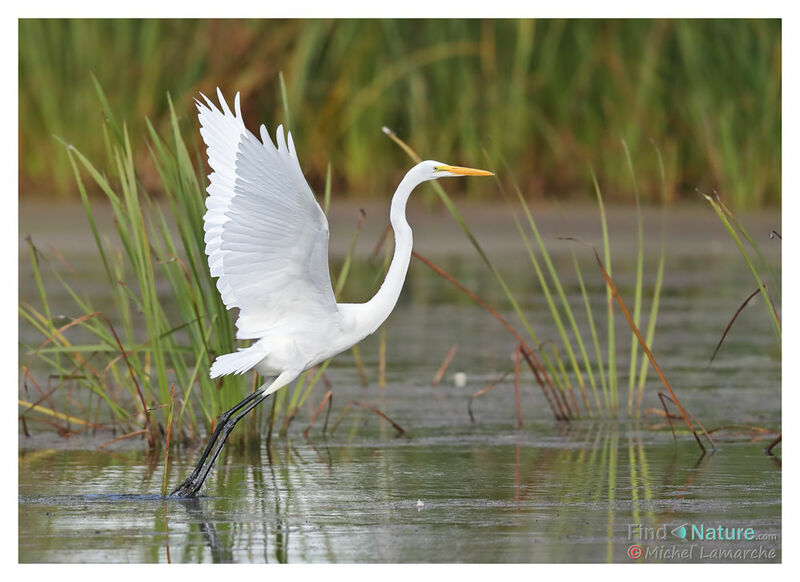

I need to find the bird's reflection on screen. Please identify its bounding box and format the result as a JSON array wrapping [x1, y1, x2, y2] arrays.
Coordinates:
[[172, 439, 336, 563], [179, 497, 234, 563]]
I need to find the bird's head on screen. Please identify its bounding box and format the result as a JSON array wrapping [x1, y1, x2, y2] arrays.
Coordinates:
[[419, 160, 494, 181]]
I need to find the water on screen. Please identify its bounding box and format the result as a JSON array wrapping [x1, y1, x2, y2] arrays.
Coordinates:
[[18, 426, 781, 563], [18, 202, 781, 562]]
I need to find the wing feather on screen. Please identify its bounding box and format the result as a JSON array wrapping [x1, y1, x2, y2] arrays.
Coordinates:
[[197, 90, 339, 340]]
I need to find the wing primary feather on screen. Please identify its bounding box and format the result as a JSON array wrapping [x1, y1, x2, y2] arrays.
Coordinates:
[[276, 124, 287, 153], [217, 87, 233, 117], [259, 124, 278, 152], [199, 92, 218, 112], [198, 89, 339, 340]]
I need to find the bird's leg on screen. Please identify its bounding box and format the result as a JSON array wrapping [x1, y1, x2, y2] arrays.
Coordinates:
[[170, 389, 264, 498], [189, 389, 263, 477], [177, 392, 271, 498]]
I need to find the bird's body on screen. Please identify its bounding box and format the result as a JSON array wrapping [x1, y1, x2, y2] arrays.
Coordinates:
[[170, 89, 491, 498]]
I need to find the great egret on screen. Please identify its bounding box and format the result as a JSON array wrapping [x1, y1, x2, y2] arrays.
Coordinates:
[[171, 89, 492, 498]]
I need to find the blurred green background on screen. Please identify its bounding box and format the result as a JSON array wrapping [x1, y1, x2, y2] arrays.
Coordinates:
[[19, 19, 781, 208]]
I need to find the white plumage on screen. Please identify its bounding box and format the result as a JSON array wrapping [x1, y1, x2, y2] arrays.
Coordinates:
[[170, 88, 491, 497], [195, 88, 492, 397], [199, 92, 337, 335], [197, 90, 342, 383]]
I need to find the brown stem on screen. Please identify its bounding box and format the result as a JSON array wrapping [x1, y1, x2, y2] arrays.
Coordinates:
[[303, 390, 333, 439], [765, 434, 781, 455], [97, 429, 148, 449], [330, 401, 405, 435], [432, 344, 458, 387], [467, 372, 510, 423], [514, 345, 523, 428], [709, 286, 766, 366], [591, 248, 712, 453], [413, 250, 565, 421]]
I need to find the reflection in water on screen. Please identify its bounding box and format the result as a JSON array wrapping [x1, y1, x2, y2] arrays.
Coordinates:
[[19, 423, 780, 563], [177, 499, 233, 563], [165, 444, 319, 563]]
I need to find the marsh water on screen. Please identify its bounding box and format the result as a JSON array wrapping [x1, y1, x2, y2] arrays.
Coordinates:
[[19, 202, 781, 563]]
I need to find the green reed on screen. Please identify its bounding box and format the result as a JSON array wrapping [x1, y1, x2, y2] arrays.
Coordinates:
[[384, 129, 669, 421], [20, 88, 244, 444], [702, 192, 781, 348], [20, 83, 375, 447]]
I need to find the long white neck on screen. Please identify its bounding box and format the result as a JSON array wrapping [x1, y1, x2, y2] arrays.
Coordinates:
[[339, 169, 421, 344]]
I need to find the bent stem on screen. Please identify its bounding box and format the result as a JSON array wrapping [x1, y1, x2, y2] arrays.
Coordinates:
[[412, 251, 565, 420], [702, 191, 781, 346], [590, 246, 714, 452], [330, 401, 405, 435], [708, 286, 767, 366], [303, 389, 333, 439], [467, 372, 510, 423]]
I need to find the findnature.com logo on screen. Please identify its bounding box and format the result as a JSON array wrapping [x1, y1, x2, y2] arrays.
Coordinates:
[[626, 522, 779, 562]]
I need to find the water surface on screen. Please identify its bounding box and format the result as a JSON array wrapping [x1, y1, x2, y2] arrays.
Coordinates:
[[19, 202, 781, 562], [19, 423, 781, 563]]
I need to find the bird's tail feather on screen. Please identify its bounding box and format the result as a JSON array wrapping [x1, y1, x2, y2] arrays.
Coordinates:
[[209, 346, 266, 378]]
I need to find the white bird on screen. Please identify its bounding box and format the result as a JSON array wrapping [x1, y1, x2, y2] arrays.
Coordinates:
[[171, 89, 492, 497]]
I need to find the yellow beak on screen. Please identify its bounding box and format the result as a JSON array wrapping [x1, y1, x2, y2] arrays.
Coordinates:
[[439, 165, 494, 176]]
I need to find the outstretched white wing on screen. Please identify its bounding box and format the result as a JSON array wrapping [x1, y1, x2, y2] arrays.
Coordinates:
[[197, 89, 339, 340]]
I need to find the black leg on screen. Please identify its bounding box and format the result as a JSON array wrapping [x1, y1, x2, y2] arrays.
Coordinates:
[[171, 388, 261, 491], [170, 389, 269, 498], [188, 392, 271, 496]]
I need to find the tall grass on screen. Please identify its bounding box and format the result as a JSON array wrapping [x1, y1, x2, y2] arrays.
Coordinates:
[[702, 192, 781, 348], [19, 79, 402, 447], [384, 128, 693, 429], [20, 19, 780, 209], [20, 87, 247, 445]]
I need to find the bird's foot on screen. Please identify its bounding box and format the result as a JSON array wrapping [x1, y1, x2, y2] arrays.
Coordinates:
[[169, 477, 202, 498]]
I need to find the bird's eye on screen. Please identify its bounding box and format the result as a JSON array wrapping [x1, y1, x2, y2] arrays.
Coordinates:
[[433, 166, 440, 172]]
